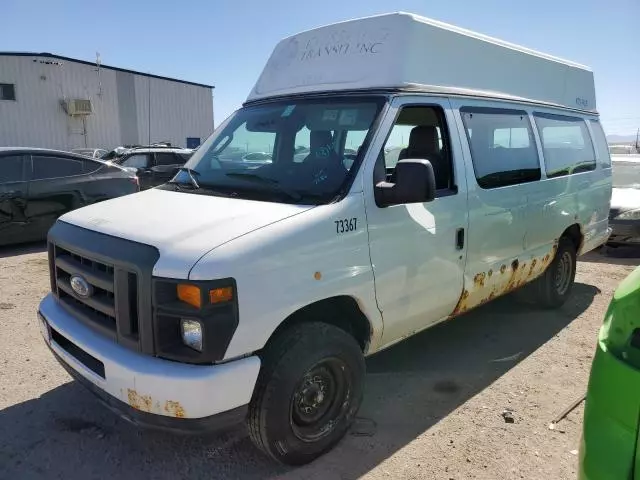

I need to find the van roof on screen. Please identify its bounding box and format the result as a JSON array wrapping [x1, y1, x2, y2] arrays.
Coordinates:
[[247, 12, 596, 113]]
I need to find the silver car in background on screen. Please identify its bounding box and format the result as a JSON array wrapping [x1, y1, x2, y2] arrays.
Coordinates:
[[608, 154, 640, 245]]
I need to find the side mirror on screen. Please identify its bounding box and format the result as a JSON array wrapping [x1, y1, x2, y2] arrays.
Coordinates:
[[374, 159, 436, 207]]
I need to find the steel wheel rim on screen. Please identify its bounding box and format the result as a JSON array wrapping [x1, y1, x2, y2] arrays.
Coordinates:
[[290, 357, 351, 442], [554, 251, 573, 295]]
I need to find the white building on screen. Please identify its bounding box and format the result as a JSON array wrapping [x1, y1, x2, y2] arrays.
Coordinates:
[[0, 52, 214, 151]]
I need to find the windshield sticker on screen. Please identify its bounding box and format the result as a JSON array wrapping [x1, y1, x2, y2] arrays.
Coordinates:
[[339, 110, 358, 126], [322, 109, 338, 121], [281, 105, 296, 117]]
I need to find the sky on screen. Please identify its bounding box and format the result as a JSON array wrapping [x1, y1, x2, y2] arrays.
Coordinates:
[[3, 0, 639, 136]]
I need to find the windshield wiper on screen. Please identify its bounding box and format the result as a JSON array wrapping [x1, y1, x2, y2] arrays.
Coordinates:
[[168, 167, 200, 189], [225, 172, 302, 201]]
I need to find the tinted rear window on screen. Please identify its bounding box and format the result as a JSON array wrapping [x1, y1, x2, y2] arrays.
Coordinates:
[[589, 119, 611, 168], [155, 153, 180, 166], [533, 113, 596, 177], [0, 155, 25, 183], [33, 156, 84, 180]]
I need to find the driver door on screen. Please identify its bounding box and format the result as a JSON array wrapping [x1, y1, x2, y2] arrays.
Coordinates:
[[363, 96, 469, 348]]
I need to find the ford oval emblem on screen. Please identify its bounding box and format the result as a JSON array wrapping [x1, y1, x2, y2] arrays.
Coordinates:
[[70, 274, 92, 298]]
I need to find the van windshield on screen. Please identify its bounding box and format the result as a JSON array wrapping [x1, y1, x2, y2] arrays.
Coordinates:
[[167, 97, 384, 204]]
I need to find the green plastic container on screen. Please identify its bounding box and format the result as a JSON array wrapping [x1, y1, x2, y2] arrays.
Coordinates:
[[580, 265, 640, 480]]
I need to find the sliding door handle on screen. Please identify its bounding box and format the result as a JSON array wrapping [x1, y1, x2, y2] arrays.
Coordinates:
[[456, 228, 465, 250]]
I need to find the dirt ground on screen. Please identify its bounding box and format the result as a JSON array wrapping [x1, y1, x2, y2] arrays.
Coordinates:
[[0, 243, 638, 480]]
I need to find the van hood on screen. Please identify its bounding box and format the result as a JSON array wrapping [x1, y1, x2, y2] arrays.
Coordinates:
[[59, 188, 314, 278]]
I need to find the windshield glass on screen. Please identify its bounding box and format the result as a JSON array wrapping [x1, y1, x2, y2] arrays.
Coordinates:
[[172, 97, 384, 204], [612, 160, 640, 189]]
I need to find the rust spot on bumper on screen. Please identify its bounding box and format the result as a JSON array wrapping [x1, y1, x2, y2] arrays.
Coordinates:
[[127, 389, 153, 412], [126, 389, 186, 418], [164, 400, 186, 418]]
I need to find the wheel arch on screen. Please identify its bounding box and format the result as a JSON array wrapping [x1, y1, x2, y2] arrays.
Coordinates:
[[262, 296, 374, 354], [560, 223, 583, 253]]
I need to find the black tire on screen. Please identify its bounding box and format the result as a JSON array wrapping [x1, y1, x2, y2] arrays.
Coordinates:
[[532, 236, 577, 308], [247, 322, 365, 465]]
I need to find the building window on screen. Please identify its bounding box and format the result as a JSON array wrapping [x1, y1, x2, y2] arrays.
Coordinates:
[[0, 84, 16, 101], [460, 107, 540, 189]]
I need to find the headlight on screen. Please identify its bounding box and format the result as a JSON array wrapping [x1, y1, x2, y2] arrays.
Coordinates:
[[615, 209, 640, 220], [180, 319, 203, 351]]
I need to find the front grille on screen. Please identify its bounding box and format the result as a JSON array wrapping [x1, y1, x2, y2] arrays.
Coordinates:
[[50, 243, 140, 348], [51, 327, 105, 378]]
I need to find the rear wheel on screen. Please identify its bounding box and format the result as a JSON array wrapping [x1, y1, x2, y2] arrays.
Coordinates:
[[532, 237, 577, 308], [247, 322, 365, 465]]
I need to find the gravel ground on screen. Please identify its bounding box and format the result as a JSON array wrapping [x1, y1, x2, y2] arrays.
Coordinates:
[[0, 242, 637, 480]]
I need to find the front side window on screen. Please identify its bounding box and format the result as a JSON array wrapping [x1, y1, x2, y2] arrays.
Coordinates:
[[0, 155, 25, 183], [533, 113, 596, 177], [32, 156, 84, 180], [461, 107, 540, 189], [121, 154, 151, 169], [377, 105, 452, 191], [180, 97, 383, 204]]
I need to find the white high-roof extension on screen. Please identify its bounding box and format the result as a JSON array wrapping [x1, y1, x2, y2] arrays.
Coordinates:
[[248, 12, 596, 112]]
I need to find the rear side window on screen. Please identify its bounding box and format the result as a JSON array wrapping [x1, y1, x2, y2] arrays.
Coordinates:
[[533, 113, 595, 177], [121, 154, 151, 169], [155, 152, 180, 166], [460, 107, 540, 189], [33, 156, 84, 180], [83, 159, 101, 174], [0, 155, 25, 183], [589, 119, 611, 168]]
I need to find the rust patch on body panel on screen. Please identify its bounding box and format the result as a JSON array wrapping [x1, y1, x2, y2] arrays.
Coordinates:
[[449, 241, 558, 320]]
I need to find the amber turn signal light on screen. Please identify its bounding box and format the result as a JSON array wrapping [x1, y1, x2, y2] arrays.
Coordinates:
[[209, 286, 233, 304], [177, 284, 202, 309]]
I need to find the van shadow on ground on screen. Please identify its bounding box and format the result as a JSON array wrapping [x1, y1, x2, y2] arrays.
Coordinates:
[[580, 245, 640, 267], [0, 283, 598, 480], [0, 241, 46, 259]]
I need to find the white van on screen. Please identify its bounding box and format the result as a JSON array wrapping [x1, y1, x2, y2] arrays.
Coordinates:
[[38, 12, 611, 465]]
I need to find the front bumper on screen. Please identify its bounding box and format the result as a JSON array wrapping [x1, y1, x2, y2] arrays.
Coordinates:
[[608, 219, 640, 245], [579, 341, 640, 480], [39, 293, 261, 432]]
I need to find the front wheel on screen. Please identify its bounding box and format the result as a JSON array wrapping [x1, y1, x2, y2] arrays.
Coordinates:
[[247, 322, 365, 465], [532, 237, 577, 308]]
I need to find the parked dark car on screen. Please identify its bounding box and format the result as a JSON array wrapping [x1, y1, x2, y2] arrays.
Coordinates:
[[0, 148, 139, 246], [105, 145, 193, 190]]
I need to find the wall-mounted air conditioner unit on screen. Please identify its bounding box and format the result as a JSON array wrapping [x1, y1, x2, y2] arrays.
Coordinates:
[[63, 99, 93, 116]]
